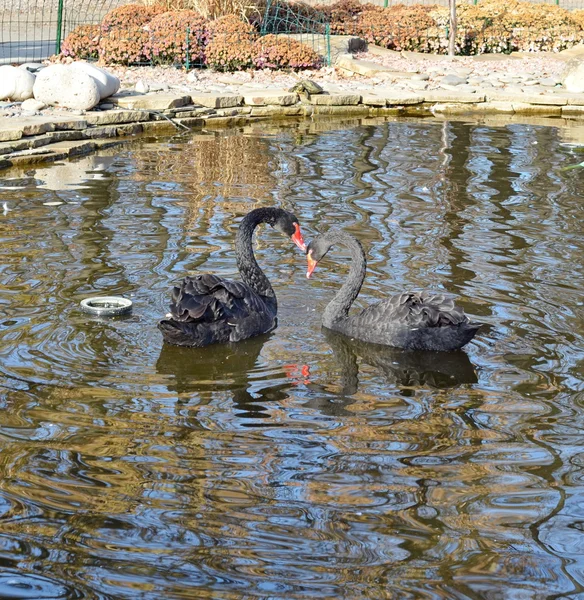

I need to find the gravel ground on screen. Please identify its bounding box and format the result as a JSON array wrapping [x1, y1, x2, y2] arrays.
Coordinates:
[[101, 49, 569, 95]]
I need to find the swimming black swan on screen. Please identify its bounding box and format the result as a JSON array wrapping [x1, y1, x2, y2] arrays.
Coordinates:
[[158, 208, 306, 347], [305, 229, 482, 351]]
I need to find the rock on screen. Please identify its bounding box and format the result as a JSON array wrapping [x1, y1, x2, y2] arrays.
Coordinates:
[[407, 80, 428, 91], [149, 83, 168, 92], [540, 77, 560, 87], [111, 92, 192, 110], [33, 64, 101, 110], [69, 62, 120, 99], [21, 98, 46, 111], [190, 93, 242, 109], [562, 58, 584, 93], [135, 80, 150, 94], [310, 93, 361, 106], [187, 70, 198, 83], [0, 65, 35, 101], [411, 73, 429, 81], [440, 74, 467, 86], [243, 90, 298, 106]]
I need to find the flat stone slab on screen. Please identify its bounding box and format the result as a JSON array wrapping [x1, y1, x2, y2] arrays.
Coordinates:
[[242, 90, 298, 106], [336, 55, 399, 77], [85, 109, 150, 125], [110, 92, 191, 110], [375, 89, 424, 105], [0, 124, 23, 141], [424, 90, 486, 103], [311, 93, 361, 106], [562, 105, 584, 115], [191, 93, 243, 109], [521, 94, 567, 106]]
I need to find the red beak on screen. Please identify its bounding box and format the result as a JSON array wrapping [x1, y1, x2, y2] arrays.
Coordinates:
[[290, 222, 306, 252], [306, 252, 318, 279]]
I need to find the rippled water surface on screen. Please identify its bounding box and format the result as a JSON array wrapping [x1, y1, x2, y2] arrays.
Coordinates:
[[1, 116, 584, 599]]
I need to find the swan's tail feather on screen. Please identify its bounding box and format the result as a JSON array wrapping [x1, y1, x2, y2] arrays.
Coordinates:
[[158, 319, 231, 347]]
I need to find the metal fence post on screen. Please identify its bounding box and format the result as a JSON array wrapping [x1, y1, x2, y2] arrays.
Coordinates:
[[326, 22, 331, 66], [185, 26, 190, 70], [55, 0, 65, 55]]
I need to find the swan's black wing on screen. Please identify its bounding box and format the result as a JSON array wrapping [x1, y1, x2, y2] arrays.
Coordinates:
[[356, 291, 469, 328], [158, 274, 276, 347], [339, 291, 481, 351]]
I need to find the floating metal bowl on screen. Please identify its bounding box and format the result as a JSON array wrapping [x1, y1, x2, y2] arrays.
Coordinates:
[[80, 296, 133, 317]]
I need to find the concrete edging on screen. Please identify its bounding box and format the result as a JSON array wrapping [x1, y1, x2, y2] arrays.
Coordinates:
[[2, 88, 584, 170]]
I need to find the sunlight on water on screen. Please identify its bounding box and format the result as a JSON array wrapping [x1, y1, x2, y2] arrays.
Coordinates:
[[0, 116, 583, 598]]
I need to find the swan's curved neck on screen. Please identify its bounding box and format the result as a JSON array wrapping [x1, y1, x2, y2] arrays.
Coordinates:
[[235, 208, 277, 300], [322, 232, 367, 329]]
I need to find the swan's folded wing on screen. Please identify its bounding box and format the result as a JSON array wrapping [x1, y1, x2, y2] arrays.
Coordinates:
[[169, 275, 270, 323], [357, 291, 469, 328]]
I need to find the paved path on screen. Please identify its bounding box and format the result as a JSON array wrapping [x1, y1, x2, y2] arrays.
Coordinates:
[[0, 38, 56, 64]]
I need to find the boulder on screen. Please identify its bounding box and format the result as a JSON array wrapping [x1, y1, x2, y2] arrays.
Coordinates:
[[21, 98, 46, 111], [0, 65, 35, 101], [34, 64, 101, 110], [562, 57, 584, 93], [69, 62, 120, 99]]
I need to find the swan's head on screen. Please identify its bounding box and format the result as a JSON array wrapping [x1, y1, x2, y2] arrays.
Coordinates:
[[273, 210, 306, 252], [305, 237, 333, 279]]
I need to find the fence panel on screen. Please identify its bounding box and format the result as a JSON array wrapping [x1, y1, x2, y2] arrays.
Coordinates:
[[0, 0, 128, 64]]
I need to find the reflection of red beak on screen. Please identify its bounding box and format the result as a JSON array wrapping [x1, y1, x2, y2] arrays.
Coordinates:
[[306, 252, 318, 279], [291, 222, 306, 252]]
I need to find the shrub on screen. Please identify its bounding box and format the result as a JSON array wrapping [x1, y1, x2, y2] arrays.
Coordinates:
[[315, 0, 380, 36], [61, 24, 101, 60], [252, 34, 321, 69], [144, 10, 209, 65], [357, 5, 437, 52], [101, 4, 165, 33], [206, 15, 257, 70], [250, 0, 326, 35], [99, 26, 150, 64]]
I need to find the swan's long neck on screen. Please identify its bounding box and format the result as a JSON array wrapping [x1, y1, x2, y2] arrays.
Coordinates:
[[322, 231, 367, 329], [235, 208, 276, 301]]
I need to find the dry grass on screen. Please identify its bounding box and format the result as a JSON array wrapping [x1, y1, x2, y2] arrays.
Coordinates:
[[141, 0, 254, 19]]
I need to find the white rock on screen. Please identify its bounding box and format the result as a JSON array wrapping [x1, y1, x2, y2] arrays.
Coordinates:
[[33, 64, 100, 110], [135, 79, 150, 93], [563, 58, 584, 93], [187, 70, 198, 82], [0, 65, 35, 101], [69, 62, 120, 99], [21, 98, 46, 111]]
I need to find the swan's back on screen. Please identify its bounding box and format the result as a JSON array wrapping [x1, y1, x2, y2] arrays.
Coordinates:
[[333, 291, 481, 352], [158, 274, 276, 347]]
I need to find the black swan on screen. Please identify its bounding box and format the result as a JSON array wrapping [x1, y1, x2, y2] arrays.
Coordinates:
[[305, 229, 482, 352], [158, 208, 306, 347]]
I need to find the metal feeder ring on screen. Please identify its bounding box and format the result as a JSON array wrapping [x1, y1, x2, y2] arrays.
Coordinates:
[[80, 296, 133, 317]]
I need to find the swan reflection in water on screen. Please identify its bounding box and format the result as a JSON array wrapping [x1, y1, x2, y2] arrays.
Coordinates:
[[156, 334, 290, 422], [156, 328, 478, 421], [322, 328, 478, 396]]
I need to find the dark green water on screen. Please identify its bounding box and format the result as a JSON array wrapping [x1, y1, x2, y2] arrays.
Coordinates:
[[0, 117, 583, 599]]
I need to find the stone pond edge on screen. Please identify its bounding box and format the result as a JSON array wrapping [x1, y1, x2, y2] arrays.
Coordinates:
[[3, 88, 584, 171]]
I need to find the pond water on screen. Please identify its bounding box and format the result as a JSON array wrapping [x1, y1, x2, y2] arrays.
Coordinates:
[[1, 116, 584, 599]]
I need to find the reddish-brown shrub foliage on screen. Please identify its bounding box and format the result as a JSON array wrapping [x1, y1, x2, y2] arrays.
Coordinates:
[[61, 24, 101, 60], [252, 34, 320, 69], [206, 15, 257, 70], [99, 26, 150, 64], [357, 5, 437, 52], [101, 4, 165, 33], [144, 10, 209, 64]]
